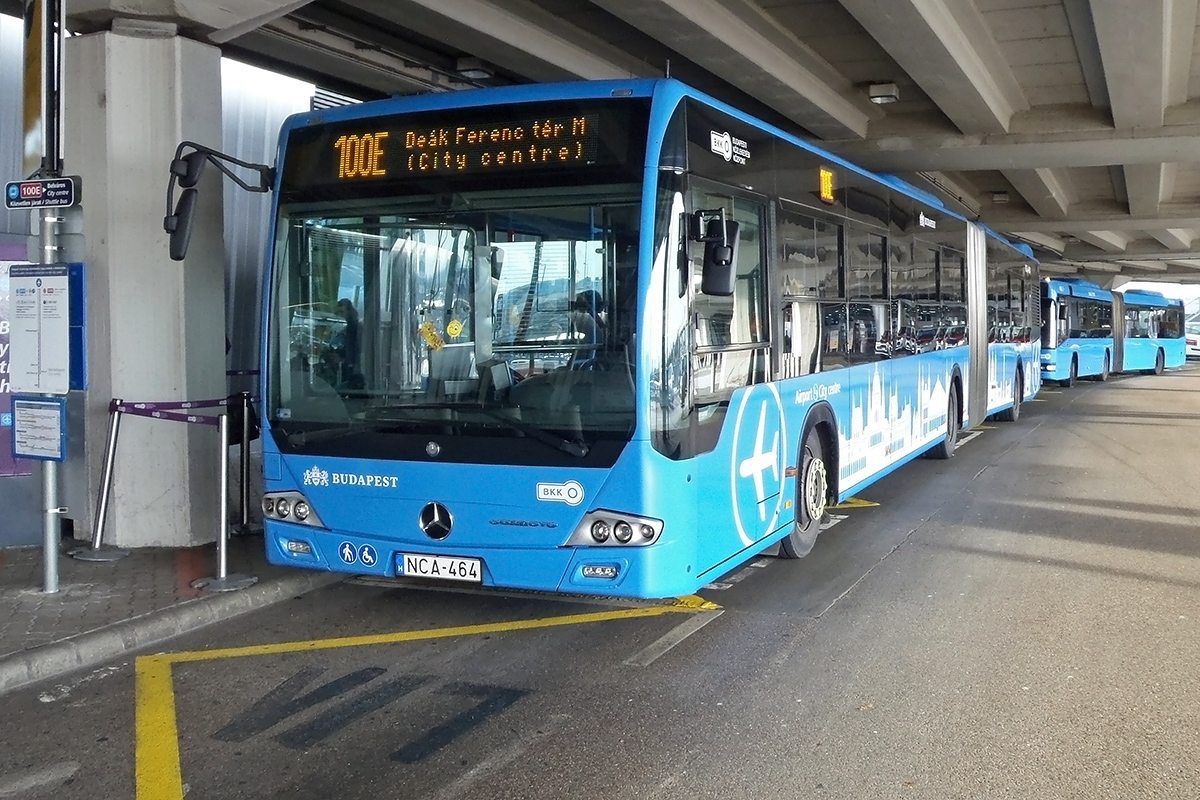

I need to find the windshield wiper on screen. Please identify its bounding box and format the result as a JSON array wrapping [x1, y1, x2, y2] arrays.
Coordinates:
[[468, 408, 589, 458]]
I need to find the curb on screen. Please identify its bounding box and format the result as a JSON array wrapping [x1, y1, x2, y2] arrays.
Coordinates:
[[0, 571, 343, 696]]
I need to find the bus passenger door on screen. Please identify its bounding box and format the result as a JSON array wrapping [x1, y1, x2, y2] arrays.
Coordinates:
[[686, 182, 780, 572]]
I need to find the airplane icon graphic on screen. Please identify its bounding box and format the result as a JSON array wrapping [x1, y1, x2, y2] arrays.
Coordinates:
[[738, 401, 780, 522]]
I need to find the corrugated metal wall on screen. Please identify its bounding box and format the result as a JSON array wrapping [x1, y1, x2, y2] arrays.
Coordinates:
[[221, 58, 315, 389], [1, 15, 28, 246]]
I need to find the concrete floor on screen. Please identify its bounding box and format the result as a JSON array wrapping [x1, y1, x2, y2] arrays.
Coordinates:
[[1, 366, 1197, 799]]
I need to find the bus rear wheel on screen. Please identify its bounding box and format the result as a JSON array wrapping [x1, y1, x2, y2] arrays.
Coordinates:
[[1097, 353, 1110, 382], [1153, 349, 1165, 375], [780, 427, 829, 559], [998, 371, 1022, 422], [928, 383, 959, 459]]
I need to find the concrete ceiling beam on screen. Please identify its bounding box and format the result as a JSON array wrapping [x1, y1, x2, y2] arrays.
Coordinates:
[[591, 0, 878, 139], [67, 0, 308, 36], [1003, 168, 1072, 219], [828, 122, 1200, 171], [984, 204, 1200, 232], [1062, 239, 1200, 261], [349, 0, 643, 83], [832, 0, 1071, 219], [1009, 231, 1068, 254], [835, 0, 1026, 134], [1114, 260, 1170, 272], [1148, 229, 1195, 249], [1074, 231, 1130, 253]]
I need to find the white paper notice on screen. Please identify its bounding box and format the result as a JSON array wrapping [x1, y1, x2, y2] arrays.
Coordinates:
[[13, 397, 64, 461], [9, 264, 70, 394]]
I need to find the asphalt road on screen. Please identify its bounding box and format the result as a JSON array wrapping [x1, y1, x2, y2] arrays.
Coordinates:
[[3, 366, 1198, 800]]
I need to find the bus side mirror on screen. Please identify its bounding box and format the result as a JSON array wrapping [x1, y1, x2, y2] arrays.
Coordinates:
[[1058, 304, 1068, 320], [701, 218, 738, 296], [165, 188, 198, 261]]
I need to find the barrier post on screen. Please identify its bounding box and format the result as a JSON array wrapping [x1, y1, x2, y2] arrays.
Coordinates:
[[69, 399, 130, 562], [234, 391, 262, 535], [191, 413, 258, 592]]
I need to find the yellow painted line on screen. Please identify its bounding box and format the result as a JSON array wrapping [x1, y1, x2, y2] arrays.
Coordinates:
[[671, 594, 723, 611], [830, 497, 880, 509], [136, 600, 715, 799], [164, 605, 700, 665], [135, 656, 183, 800]]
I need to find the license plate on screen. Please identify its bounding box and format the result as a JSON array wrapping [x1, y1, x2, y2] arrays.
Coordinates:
[[397, 553, 482, 583]]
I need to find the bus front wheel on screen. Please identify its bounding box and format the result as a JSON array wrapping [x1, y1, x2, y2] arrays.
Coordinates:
[[780, 427, 829, 559], [1061, 357, 1077, 388], [998, 371, 1022, 422]]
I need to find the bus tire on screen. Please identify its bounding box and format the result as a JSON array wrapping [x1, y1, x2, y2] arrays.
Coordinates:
[[997, 371, 1022, 423], [1153, 349, 1165, 375], [1061, 356, 1077, 388], [928, 382, 959, 459], [779, 427, 829, 559], [1097, 352, 1110, 382]]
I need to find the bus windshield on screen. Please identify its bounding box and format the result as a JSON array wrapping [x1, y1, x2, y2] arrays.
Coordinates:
[[268, 192, 641, 460]]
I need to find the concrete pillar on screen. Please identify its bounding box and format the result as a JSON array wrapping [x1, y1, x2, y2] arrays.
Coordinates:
[[62, 21, 224, 547]]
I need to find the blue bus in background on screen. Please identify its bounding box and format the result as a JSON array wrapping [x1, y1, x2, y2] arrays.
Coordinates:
[[1114, 289, 1186, 374], [243, 79, 1039, 599], [1039, 278, 1115, 385]]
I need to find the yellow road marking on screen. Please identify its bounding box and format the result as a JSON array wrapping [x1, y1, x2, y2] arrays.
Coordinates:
[[135, 600, 715, 799], [830, 497, 880, 509], [135, 657, 183, 800]]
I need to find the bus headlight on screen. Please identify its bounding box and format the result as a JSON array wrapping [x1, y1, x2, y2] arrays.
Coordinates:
[[569, 511, 663, 547], [262, 491, 326, 528]]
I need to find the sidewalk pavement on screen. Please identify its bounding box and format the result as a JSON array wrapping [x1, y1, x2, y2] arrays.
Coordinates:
[[0, 535, 340, 695]]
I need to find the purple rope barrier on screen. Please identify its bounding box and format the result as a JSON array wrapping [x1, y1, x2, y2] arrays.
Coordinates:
[[117, 405, 222, 426], [122, 398, 229, 412]]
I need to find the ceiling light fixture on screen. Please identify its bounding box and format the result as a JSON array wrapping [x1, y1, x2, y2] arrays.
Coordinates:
[[867, 82, 899, 105], [455, 57, 493, 80]]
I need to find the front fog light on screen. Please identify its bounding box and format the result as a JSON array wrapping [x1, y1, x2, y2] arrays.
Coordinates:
[[614, 520, 633, 543], [275, 498, 292, 518], [262, 497, 276, 516], [285, 539, 312, 555], [591, 520, 611, 543], [293, 501, 310, 522]]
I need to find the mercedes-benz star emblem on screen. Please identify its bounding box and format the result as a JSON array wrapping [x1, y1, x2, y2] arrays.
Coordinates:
[[418, 502, 453, 540]]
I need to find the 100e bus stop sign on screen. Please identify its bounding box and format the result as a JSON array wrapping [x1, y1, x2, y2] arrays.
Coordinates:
[[4, 177, 77, 209]]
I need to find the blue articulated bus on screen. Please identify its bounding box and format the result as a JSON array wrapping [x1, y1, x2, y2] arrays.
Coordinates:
[[1039, 277, 1115, 385], [247, 79, 1039, 598], [1113, 289, 1186, 374]]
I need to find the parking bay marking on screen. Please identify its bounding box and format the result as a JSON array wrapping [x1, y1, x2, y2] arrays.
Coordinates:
[[136, 599, 719, 800]]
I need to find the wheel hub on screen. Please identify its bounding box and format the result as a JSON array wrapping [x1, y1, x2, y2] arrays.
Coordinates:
[[803, 457, 828, 520]]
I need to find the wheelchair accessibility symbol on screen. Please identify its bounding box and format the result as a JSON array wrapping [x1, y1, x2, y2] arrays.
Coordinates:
[[358, 544, 378, 567]]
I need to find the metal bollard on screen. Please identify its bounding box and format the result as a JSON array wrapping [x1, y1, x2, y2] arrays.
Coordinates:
[[192, 414, 258, 592], [70, 400, 130, 562], [234, 391, 262, 535]]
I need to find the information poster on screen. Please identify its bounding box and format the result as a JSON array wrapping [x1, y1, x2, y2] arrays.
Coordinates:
[[0, 261, 32, 477], [12, 396, 65, 461], [9, 262, 70, 394]]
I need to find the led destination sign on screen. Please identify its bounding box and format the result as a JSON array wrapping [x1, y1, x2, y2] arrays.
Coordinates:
[[333, 115, 597, 179], [280, 100, 647, 201]]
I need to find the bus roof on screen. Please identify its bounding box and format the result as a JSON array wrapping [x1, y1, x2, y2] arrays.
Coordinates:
[[1044, 276, 1112, 301], [1119, 288, 1183, 308]]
